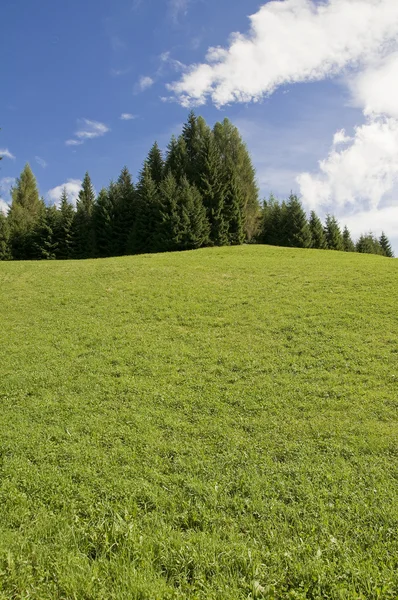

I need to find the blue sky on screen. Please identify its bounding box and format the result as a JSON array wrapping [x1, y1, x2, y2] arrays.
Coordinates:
[[1, 0, 398, 249]]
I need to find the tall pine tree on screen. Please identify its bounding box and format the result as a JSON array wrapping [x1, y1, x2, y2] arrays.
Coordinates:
[[55, 188, 75, 259], [342, 225, 355, 252], [285, 194, 311, 248], [324, 215, 343, 251], [128, 163, 160, 254], [199, 130, 227, 246], [309, 211, 327, 249], [73, 172, 96, 258], [0, 212, 11, 260], [379, 232, 394, 257], [113, 167, 135, 256]]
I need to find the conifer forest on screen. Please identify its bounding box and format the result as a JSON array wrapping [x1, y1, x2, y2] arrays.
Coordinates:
[[0, 113, 394, 261]]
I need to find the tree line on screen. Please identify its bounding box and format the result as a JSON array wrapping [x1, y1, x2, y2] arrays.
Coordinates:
[[0, 113, 394, 260], [259, 195, 394, 257]]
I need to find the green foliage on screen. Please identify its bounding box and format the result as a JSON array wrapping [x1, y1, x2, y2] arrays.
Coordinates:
[[31, 205, 59, 260], [324, 214, 344, 251], [309, 210, 328, 249], [8, 164, 44, 259], [0, 211, 11, 260], [113, 167, 136, 256], [213, 118, 260, 241], [199, 130, 227, 246], [178, 177, 210, 250], [73, 172, 96, 259], [379, 231, 394, 257], [55, 188, 75, 260], [342, 225, 355, 252], [285, 194, 311, 248], [94, 187, 115, 258], [128, 163, 160, 254], [356, 232, 383, 255], [165, 135, 188, 182], [0, 246, 397, 598], [147, 142, 164, 186]]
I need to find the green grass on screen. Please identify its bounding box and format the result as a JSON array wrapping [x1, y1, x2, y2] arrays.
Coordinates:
[[0, 245, 397, 599]]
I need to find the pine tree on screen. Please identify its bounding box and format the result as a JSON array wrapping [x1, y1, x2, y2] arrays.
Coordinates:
[[213, 118, 260, 241], [342, 226, 355, 252], [178, 177, 210, 250], [32, 205, 59, 260], [285, 194, 311, 248], [182, 112, 210, 188], [309, 211, 327, 249], [379, 232, 394, 257], [324, 215, 343, 251], [55, 188, 75, 259], [156, 172, 183, 251], [356, 233, 383, 255], [8, 164, 45, 259], [113, 167, 135, 256], [94, 187, 114, 258], [0, 212, 11, 260], [147, 142, 164, 186], [165, 135, 188, 182], [199, 131, 227, 246], [223, 168, 245, 245], [73, 172, 96, 258], [128, 163, 160, 254]]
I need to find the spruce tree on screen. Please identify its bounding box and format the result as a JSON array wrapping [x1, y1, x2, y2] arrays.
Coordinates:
[[73, 172, 96, 258], [56, 188, 75, 259], [178, 177, 210, 250], [342, 225, 355, 252], [147, 142, 164, 186], [223, 168, 245, 245], [128, 163, 160, 254], [0, 212, 11, 260], [113, 167, 135, 256], [94, 187, 114, 258], [356, 233, 383, 255], [165, 135, 188, 182], [285, 194, 311, 248], [156, 172, 183, 251], [8, 164, 45, 259], [324, 215, 343, 251], [213, 118, 260, 241], [199, 131, 227, 246], [32, 205, 59, 260], [309, 211, 327, 249], [182, 112, 210, 188], [379, 232, 394, 257]]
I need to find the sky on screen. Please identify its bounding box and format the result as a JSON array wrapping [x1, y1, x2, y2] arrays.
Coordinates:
[[1, 0, 398, 251]]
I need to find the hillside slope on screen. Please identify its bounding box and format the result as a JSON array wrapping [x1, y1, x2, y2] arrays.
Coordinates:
[[0, 246, 397, 599]]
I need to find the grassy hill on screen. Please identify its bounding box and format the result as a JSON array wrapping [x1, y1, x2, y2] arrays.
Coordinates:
[[0, 246, 397, 599]]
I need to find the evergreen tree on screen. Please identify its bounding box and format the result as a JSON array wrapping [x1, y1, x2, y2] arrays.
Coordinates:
[[56, 188, 75, 259], [379, 231, 394, 257], [156, 172, 183, 251], [213, 118, 260, 241], [0, 212, 11, 260], [32, 205, 59, 260], [73, 172, 96, 258], [165, 135, 188, 182], [324, 215, 343, 251], [113, 167, 135, 256], [223, 168, 245, 245], [182, 112, 210, 187], [178, 177, 210, 250], [199, 131, 227, 246], [128, 163, 160, 254], [285, 194, 311, 248], [309, 210, 328, 249], [147, 142, 164, 186], [356, 232, 383, 255], [8, 164, 45, 259], [342, 225, 355, 252], [94, 187, 114, 258]]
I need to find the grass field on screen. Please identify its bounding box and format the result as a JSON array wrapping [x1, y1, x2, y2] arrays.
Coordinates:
[[0, 245, 397, 599]]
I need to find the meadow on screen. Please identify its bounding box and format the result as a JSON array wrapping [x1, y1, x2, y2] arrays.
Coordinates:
[[0, 245, 397, 599]]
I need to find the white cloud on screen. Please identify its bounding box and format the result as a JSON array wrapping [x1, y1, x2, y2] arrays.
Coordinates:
[[0, 177, 15, 213], [75, 119, 110, 140], [349, 52, 398, 119], [333, 129, 352, 146], [0, 148, 15, 160], [138, 76, 154, 91], [0, 199, 10, 215], [120, 113, 137, 120], [66, 119, 110, 146], [35, 156, 48, 168], [65, 139, 84, 146], [169, 0, 398, 107], [47, 179, 82, 208]]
